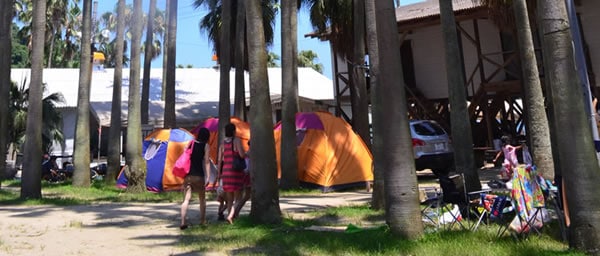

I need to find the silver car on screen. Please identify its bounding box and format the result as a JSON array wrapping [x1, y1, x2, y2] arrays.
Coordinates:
[[410, 120, 454, 176]]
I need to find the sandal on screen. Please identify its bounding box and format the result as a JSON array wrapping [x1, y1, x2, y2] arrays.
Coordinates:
[[179, 224, 188, 230]]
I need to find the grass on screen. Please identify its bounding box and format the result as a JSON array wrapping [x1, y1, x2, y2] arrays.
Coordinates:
[[178, 206, 582, 256], [0, 179, 182, 205], [0, 178, 584, 255]]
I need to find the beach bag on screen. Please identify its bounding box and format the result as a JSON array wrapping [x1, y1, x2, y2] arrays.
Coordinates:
[[173, 141, 194, 178], [230, 140, 246, 171]]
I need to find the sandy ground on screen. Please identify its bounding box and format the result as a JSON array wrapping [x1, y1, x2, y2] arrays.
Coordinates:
[[0, 192, 373, 256], [0, 167, 501, 256]]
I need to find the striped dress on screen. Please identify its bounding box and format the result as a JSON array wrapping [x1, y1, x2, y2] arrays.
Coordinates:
[[221, 139, 244, 192]]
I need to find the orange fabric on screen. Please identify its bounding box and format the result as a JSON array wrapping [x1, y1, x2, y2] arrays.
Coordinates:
[[274, 112, 373, 189], [162, 140, 187, 191]]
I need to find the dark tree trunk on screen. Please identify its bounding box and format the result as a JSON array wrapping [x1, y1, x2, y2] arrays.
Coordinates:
[[106, 0, 127, 184], [233, 0, 246, 119], [218, 0, 233, 145], [350, 0, 371, 149], [247, 0, 282, 224], [73, 0, 93, 187], [161, 0, 169, 101], [164, 0, 177, 128], [280, 0, 299, 189], [142, 0, 157, 125], [0, 0, 13, 188]]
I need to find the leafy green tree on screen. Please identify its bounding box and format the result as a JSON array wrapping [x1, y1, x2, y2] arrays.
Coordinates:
[[21, 0, 45, 199], [267, 51, 279, 67], [11, 24, 29, 68], [297, 50, 323, 73], [247, 0, 282, 224], [72, 0, 93, 187]]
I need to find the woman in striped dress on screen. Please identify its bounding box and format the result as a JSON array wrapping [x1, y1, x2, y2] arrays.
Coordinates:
[[217, 123, 246, 224]]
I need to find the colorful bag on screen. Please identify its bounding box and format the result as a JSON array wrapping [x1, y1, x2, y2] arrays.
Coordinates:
[[173, 141, 194, 178]]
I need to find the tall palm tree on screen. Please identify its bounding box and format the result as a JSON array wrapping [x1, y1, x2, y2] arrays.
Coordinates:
[[161, 0, 169, 101], [141, 0, 157, 125], [163, 0, 177, 128], [364, 0, 384, 210], [0, 0, 13, 189], [233, 0, 246, 119], [21, 0, 46, 199], [350, 0, 370, 149], [538, 0, 600, 252], [217, 0, 232, 145], [247, 0, 282, 224], [125, 0, 146, 193], [279, 0, 299, 189], [46, 0, 68, 68], [438, 0, 480, 191], [72, 0, 92, 187], [372, 0, 423, 238], [511, 0, 554, 180], [106, 0, 126, 184]]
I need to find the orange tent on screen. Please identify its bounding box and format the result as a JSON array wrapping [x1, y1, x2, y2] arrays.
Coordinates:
[[191, 117, 250, 163], [274, 111, 373, 191]]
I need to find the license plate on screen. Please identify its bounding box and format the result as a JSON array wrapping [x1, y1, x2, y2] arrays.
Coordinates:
[[434, 143, 445, 151]]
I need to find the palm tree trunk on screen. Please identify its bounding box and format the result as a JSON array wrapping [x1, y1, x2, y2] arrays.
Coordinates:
[[142, 0, 157, 125], [164, 0, 177, 128], [538, 0, 600, 252], [247, 0, 281, 224], [0, 0, 13, 189], [373, 0, 423, 239], [350, 0, 371, 149], [438, 0, 480, 191], [47, 30, 55, 68], [279, 0, 299, 189], [106, 0, 126, 184], [233, 0, 246, 119], [125, 0, 146, 193], [21, 0, 46, 199], [72, 0, 93, 187], [365, 0, 384, 210], [512, 0, 554, 180], [218, 0, 232, 145], [161, 0, 169, 101]]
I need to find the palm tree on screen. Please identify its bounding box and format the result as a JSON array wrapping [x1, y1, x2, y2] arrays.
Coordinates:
[[0, 0, 13, 189], [161, 0, 169, 101], [371, 0, 423, 239], [124, 0, 146, 193], [267, 51, 279, 67], [510, 0, 554, 180], [247, 0, 282, 224], [106, 0, 126, 184], [438, 0, 480, 191], [217, 0, 232, 145], [21, 0, 46, 199], [538, 0, 600, 252], [141, 0, 157, 125], [350, 0, 370, 149], [46, 0, 68, 68], [297, 50, 323, 73], [9, 81, 64, 157], [163, 0, 177, 128], [233, 0, 246, 119], [279, 0, 299, 189], [72, 0, 92, 187], [364, 0, 384, 210]]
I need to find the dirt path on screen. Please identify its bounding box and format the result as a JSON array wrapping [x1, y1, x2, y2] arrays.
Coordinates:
[[0, 192, 372, 256]]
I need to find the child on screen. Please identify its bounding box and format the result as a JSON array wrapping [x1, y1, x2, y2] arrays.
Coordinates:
[[493, 135, 524, 180]]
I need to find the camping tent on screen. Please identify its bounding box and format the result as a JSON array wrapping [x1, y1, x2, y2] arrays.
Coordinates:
[[117, 128, 195, 192], [191, 117, 250, 163], [274, 111, 373, 191]]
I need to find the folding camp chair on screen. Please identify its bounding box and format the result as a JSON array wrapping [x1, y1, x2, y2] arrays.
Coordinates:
[[470, 192, 514, 236], [436, 174, 469, 230], [507, 165, 546, 238]]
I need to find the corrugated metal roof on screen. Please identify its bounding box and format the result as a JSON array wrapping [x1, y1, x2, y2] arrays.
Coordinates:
[[396, 0, 484, 23]]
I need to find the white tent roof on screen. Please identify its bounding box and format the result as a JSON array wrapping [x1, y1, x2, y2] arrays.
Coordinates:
[[10, 67, 334, 126]]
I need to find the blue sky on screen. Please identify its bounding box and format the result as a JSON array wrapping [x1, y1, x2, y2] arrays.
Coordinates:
[[96, 0, 424, 79]]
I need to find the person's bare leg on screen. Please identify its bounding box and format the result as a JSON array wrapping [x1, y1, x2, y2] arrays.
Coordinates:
[[234, 187, 251, 218], [180, 186, 192, 228], [227, 190, 242, 223], [198, 189, 206, 225], [225, 192, 235, 224]]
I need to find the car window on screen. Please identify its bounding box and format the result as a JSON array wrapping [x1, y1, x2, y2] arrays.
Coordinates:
[[412, 121, 446, 136]]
